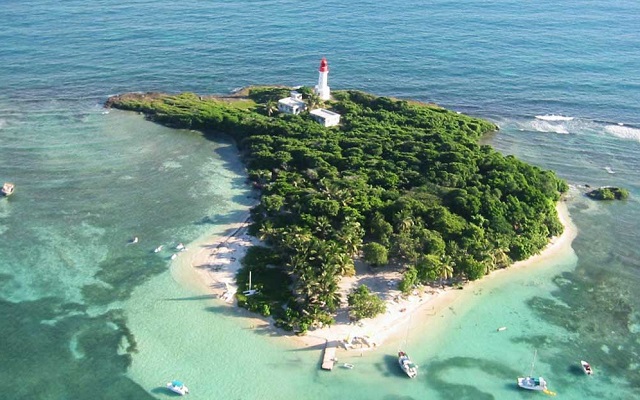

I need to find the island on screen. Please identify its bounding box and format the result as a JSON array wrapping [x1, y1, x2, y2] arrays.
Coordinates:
[[106, 86, 568, 343]]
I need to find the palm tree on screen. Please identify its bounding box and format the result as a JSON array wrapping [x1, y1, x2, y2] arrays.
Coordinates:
[[305, 92, 321, 111], [264, 100, 277, 117]]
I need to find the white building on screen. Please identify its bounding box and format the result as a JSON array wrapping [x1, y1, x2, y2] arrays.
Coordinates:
[[314, 57, 331, 100], [310, 108, 341, 127], [278, 91, 306, 115]]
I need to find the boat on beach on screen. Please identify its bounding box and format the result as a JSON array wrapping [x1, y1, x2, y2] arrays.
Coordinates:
[[166, 380, 189, 395], [398, 351, 418, 378], [581, 360, 593, 375], [2, 182, 15, 197], [153, 245, 163, 253]]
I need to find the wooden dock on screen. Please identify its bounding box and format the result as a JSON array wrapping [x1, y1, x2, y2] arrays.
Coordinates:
[[321, 340, 337, 371]]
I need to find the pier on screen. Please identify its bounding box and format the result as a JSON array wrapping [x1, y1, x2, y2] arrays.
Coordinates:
[[321, 340, 337, 371]]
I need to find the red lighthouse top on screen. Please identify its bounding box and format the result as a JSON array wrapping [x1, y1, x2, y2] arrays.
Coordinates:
[[318, 57, 329, 72]]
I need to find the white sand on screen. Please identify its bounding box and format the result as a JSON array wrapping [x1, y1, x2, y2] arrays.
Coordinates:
[[187, 201, 577, 351]]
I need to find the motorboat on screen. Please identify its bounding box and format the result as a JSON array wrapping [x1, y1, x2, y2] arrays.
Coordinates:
[[154, 245, 163, 253], [1, 182, 15, 197], [128, 237, 139, 244], [166, 380, 189, 395], [342, 363, 354, 369], [176, 243, 185, 251], [581, 360, 593, 375], [398, 351, 418, 378]]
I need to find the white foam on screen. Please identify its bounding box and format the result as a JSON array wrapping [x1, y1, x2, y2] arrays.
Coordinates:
[[535, 114, 574, 121], [604, 125, 640, 142], [604, 166, 615, 174], [529, 119, 569, 134]]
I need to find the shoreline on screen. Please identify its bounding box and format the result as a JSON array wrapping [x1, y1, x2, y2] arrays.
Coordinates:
[[182, 200, 577, 353]]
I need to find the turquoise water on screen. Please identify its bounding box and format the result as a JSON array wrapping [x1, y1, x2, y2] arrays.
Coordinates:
[[1, 0, 639, 398]]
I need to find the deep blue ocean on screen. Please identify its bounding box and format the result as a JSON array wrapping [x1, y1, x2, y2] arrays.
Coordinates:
[[1, 1, 639, 399]]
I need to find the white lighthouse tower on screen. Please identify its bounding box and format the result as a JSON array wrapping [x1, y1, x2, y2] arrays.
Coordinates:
[[314, 57, 331, 101]]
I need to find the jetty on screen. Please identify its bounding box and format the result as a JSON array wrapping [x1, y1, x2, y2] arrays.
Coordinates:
[[321, 340, 338, 371]]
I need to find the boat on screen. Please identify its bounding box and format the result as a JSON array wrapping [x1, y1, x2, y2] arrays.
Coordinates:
[[581, 360, 593, 375], [342, 363, 354, 369], [153, 245, 163, 253], [398, 351, 418, 378], [517, 376, 548, 391], [166, 380, 189, 395], [2, 182, 15, 197], [517, 350, 551, 392], [128, 237, 139, 244]]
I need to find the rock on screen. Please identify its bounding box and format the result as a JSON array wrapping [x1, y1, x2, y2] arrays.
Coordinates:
[[585, 186, 629, 201]]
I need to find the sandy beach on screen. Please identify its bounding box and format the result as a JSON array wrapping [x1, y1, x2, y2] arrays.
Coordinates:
[[185, 200, 577, 352]]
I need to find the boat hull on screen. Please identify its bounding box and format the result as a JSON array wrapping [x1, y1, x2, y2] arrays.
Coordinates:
[[517, 377, 547, 391], [581, 360, 593, 375], [398, 351, 418, 378]]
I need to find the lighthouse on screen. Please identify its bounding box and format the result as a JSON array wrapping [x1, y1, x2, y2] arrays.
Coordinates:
[[314, 57, 331, 101]]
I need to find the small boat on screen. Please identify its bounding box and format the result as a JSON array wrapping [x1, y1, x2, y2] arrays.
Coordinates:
[[176, 243, 185, 251], [166, 380, 189, 396], [170, 254, 177, 260], [1, 182, 15, 197], [128, 237, 139, 244], [497, 326, 507, 332], [398, 351, 418, 378], [518, 350, 552, 393], [153, 245, 163, 253], [342, 363, 354, 369], [581, 360, 593, 375]]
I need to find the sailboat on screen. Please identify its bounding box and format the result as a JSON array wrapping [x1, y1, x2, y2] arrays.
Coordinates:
[[397, 307, 418, 378], [242, 270, 258, 296], [517, 350, 554, 394], [398, 351, 418, 378]]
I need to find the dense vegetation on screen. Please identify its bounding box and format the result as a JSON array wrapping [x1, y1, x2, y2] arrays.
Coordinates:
[[586, 186, 629, 200], [107, 87, 567, 333]]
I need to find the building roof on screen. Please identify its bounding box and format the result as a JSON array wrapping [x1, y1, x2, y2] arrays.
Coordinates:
[[278, 97, 306, 107], [310, 108, 340, 119]]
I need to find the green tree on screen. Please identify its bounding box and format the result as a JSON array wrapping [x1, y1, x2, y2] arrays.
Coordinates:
[[363, 242, 389, 266], [264, 100, 278, 117], [348, 285, 386, 320]]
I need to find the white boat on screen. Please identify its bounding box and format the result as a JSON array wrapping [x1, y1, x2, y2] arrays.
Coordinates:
[[170, 254, 177, 260], [342, 363, 354, 369], [581, 360, 593, 375], [153, 245, 163, 253], [2, 182, 15, 197], [517, 350, 551, 392], [176, 243, 185, 251], [128, 237, 139, 244], [517, 376, 548, 391], [398, 351, 418, 378], [166, 380, 189, 395]]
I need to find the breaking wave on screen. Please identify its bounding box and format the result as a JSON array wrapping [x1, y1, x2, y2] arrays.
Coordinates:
[[535, 114, 574, 122], [604, 124, 640, 142], [528, 119, 570, 134]]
